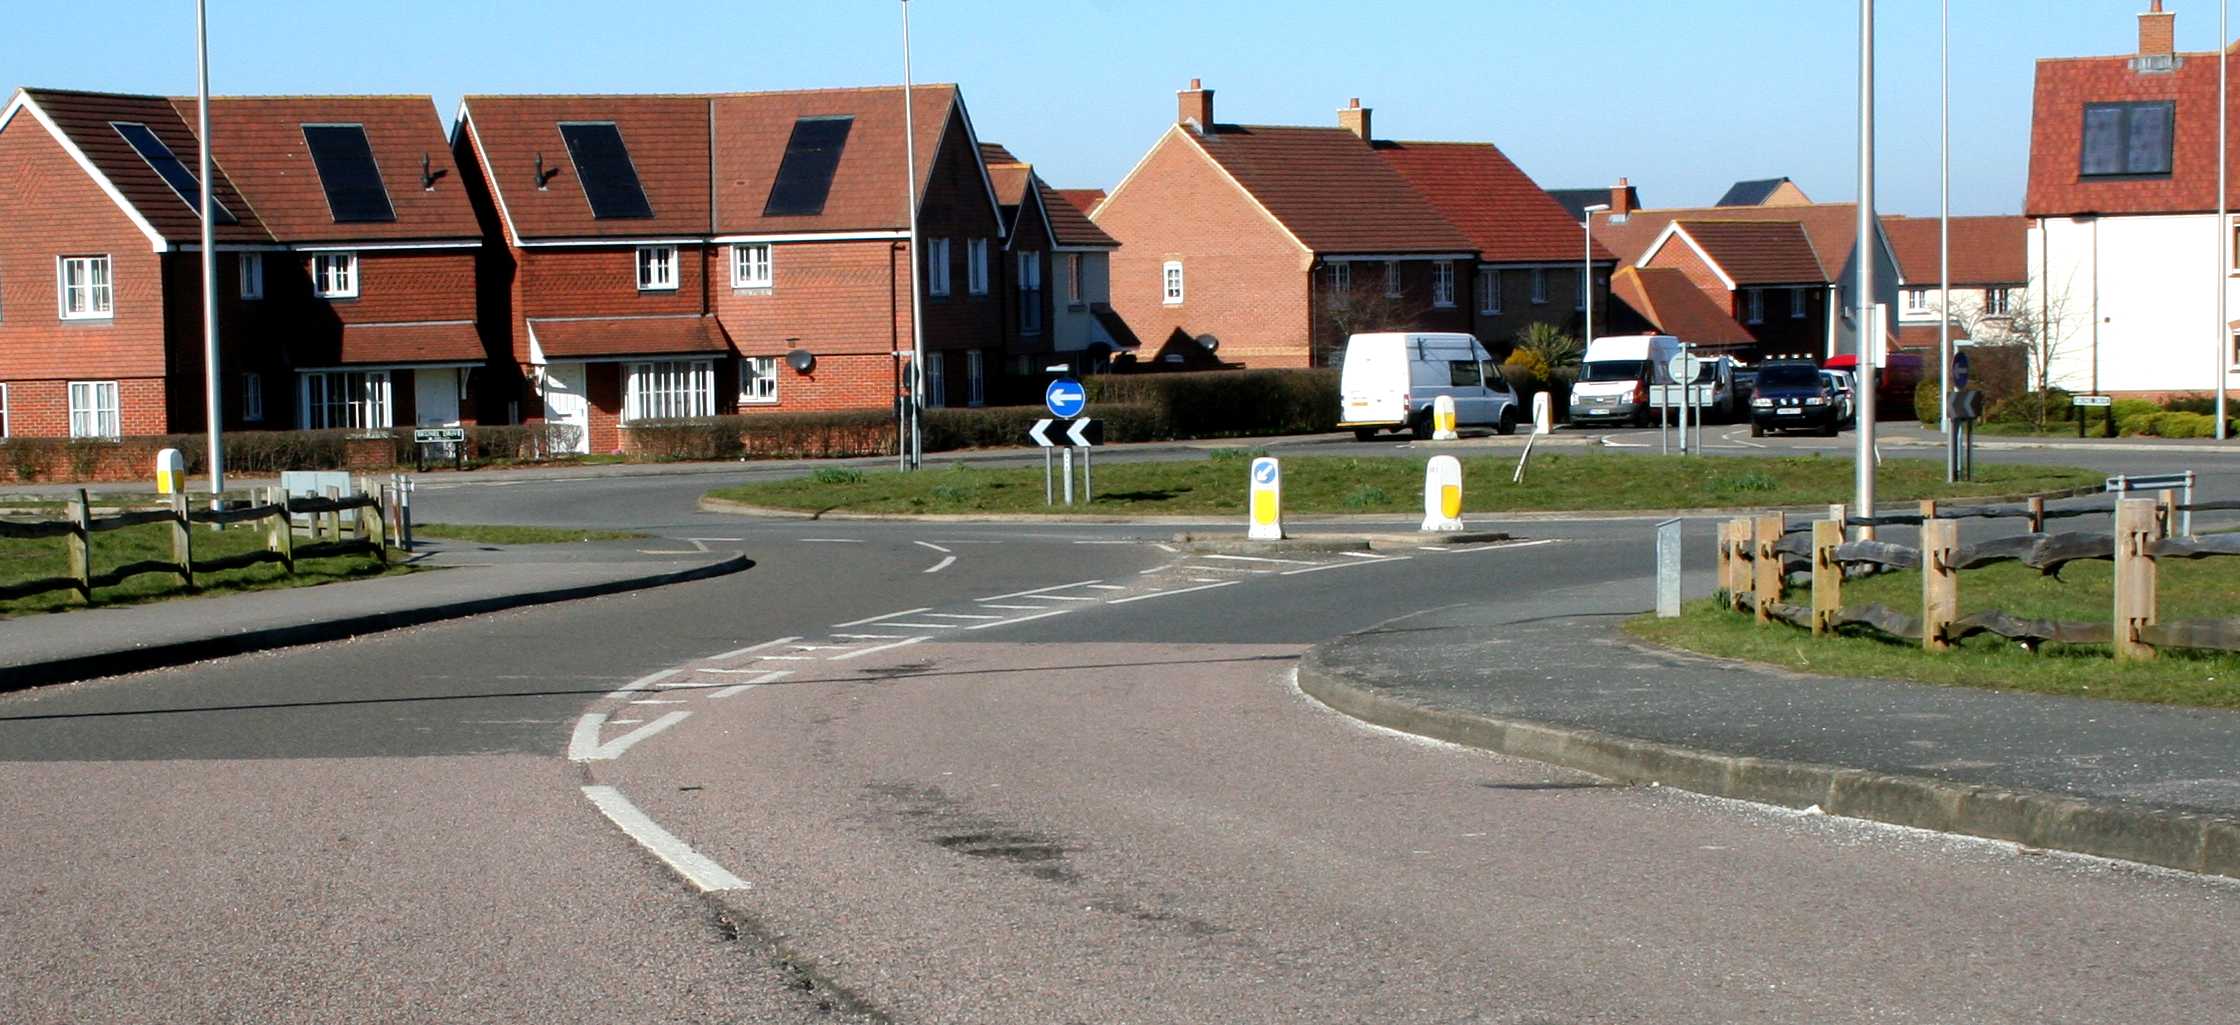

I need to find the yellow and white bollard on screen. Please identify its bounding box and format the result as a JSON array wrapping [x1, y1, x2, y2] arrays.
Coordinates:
[[1247, 456, 1285, 540], [154, 448, 186, 495], [1531, 392, 1553, 435], [1421, 455, 1464, 532], [1431, 394, 1459, 441]]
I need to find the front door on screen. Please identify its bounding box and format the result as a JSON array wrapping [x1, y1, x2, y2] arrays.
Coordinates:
[[414, 368, 461, 426], [543, 362, 591, 454]]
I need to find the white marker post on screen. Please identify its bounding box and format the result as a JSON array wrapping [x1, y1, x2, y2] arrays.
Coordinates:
[[155, 448, 186, 496], [1431, 394, 1459, 441], [1532, 392, 1553, 435], [1421, 455, 1464, 532], [1247, 456, 1284, 540]]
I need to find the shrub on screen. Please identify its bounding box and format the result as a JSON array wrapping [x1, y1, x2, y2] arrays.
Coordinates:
[[1086, 369, 1338, 438], [626, 412, 894, 461], [2121, 411, 2231, 438], [1340, 485, 1390, 509], [469, 424, 583, 462], [2110, 398, 2160, 421], [810, 466, 864, 485], [4, 438, 59, 481], [2160, 394, 2219, 415], [1913, 378, 1943, 425], [1512, 322, 1582, 370]]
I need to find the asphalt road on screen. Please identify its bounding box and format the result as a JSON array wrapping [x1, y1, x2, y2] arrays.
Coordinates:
[[3, 439, 2236, 1022]]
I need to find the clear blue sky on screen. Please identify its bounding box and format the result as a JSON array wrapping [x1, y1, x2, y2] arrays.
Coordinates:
[[6, 1, 2222, 215]]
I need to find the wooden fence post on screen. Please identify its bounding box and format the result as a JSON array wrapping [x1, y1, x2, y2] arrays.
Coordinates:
[[1726, 519, 1750, 611], [322, 485, 342, 542], [169, 492, 194, 590], [273, 488, 296, 575], [2027, 495, 2045, 535], [1811, 518, 1842, 636], [1752, 512, 1785, 624], [1715, 521, 1732, 599], [364, 485, 387, 554], [2113, 498, 2158, 662], [1921, 516, 1958, 653], [66, 488, 92, 605], [2156, 488, 2176, 540]]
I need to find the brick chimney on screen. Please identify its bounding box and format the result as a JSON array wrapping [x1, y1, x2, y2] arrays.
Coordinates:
[[1177, 78, 1214, 129], [2140, 0, 2175, 58], [1338, 98, 1372, 141], [1610, 176, 1638, 216]]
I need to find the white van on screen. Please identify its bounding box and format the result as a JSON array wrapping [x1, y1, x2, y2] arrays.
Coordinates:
[[1338, 332, 1521, 440], [1568, 334, 1682, 427]]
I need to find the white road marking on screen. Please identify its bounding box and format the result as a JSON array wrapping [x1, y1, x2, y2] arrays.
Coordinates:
[[799, 538, 866, 543], [755, 655, 817, 661], [1189, 577, 1225, 583], [686, 537, 743, 543], [707, 637, 802, 661], [628, 699, 688, 705], [1280, 556, 1411, 576], [1106, 580, 1240, 604], [1416, 546, 1455, 553], [1722, 429, 1770, 450], [711, 669, 791, 699], [1071, 540, 1138, 545], [1087, 584, 1127, 590], [924, 555, 957, 574], [882, 621, 961, 629], [833, 633, 908, 640], [976, 579, 1104, 601], [966, 608, 1077, 629], [1201, 553, 1316, 565], [832, 608, 931, 628], [1019, 593, 1101, 600], [977, 603, 1046, 610], [703, 667, 782, 674], [568, 711, 692, 761], [828, 635, 931, 660], [1341, 551, 1387, 560], [608, 668, 681, 699], [580, 786, 749, 892], [913, 540, 953, 553], [924, 612, 1003, 620], [1152, 543, 1179, 553], [1188, 563, 1270, 574]]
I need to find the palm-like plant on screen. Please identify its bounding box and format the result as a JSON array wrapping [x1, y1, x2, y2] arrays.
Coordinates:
[[1513, 322, 1583, 370]]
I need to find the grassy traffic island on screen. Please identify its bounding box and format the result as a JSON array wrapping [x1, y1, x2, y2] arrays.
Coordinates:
[[705, 451, 2102, 518], [1630, 558, 2240, 708], [0, 514, 404, 619]]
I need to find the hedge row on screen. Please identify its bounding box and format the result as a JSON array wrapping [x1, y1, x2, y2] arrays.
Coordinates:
[[624, 404, 1174, 462], [1, 425, 587, 482], [1086, 369, 1339, 438]]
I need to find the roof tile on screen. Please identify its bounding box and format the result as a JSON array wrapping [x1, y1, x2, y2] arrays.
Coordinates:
[[1374, 140, 1607, 263], [1188, 124, 1474, 254]]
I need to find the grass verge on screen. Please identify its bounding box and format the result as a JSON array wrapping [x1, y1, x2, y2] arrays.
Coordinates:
[[706, 452, 2101, 518], [0, 518, 403, 619], [414, 523, 648, 545], [1630, 552, 2240, 708]]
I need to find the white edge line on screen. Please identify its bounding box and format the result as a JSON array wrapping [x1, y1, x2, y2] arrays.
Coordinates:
[[566, 713, 609, 760], [882, 621, 961, 629], [975, 578, 1104, 601], [977, 603, 1046, 610], [913, 540, 954, 553], [1087, 584, 1127, 590], [1153, 543, 1179, 553], [707, 637, 802, 661], [581, 786, 749, 892], [570, 710, 692, 761], [1201, 553, 1317, 565], [833, 633, 908, 639], [828, 635, 931, 660], [831, 608, 932, 629], [712, 668, 792, 698], [1106, 580, 1239, 604], [923, 555, 958, 574], [608, 667, 682, 699], [966, 608, 1077, 629], [1281, 556, 1412, 576], [923, 612, 1003, 620]]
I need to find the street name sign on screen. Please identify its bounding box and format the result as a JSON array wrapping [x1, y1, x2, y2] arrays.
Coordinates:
[[2072, 394, 2113, 408], [414, 427, 467, 443]]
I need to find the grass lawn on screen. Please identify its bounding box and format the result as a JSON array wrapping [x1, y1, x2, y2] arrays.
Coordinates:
[[706, 451, 2102, 518], [414, 523, 648, 545], [1630, 554, 2240, 708], [0, 515, 401, 619]]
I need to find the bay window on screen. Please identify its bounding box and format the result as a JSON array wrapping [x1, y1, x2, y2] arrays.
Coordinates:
[[624, 360, 713, 420]]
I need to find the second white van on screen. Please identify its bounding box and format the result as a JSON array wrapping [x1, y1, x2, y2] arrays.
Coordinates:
[[1338, 332, 1521, 440]]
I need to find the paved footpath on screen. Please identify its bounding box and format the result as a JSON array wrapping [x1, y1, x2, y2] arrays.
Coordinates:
[[1303, 601, 2240, 877]]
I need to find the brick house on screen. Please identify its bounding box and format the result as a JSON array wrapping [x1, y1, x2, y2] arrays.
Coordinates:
[[0, 88, 486, 439], [454, 85, 1004, 452], [981, 143, 1131, 378], [1881, 214, 2027, 354], [1093, 82, 1477, 369], [2024, 0, 2240, 396]]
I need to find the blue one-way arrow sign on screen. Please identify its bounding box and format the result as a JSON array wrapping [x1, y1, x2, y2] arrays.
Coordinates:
[[1045, 377, 1086, 419]]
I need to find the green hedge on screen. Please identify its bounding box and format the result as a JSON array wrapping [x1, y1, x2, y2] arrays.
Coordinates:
[[1085, 369, 1339, 438], [626, 411, 895, 461], [923, 404, 1166, 450], [2118, 411, 2237, 438]]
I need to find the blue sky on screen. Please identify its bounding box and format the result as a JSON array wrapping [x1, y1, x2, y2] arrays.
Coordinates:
[[5, 1, 2223, 214]]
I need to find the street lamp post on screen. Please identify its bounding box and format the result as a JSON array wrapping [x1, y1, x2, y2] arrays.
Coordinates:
[[1940, 0, 1954, 480], [1581, 203, 1610, 350], [899, 0, 927, 470], [1856, 0, 1879, 532], [197, 0, 224, 497], [2220, 0, 2231, 440]]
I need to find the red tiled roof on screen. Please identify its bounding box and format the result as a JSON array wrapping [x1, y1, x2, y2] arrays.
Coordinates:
[[13, 88, 269, 244], [330, 321, 485, 365], [1187, 124, 1474, 254], [1038, 178, 1115, 248], [1896, 322, 1971, 352], [2026, 50, 2240, 216], [460, 95, 713, 240], [529, 315, 732, 359], [711, 86, 970, 236], [1053, 188, 1104, 215], [979, 142, 1020, 166], [1609, 266, 1755, 347], [982, 139, 1116, 249], [1668, 220, 1825, 284], [1880, 215, 2026, 285], [1374, 140, 1608, 263], [986, 162, 1032, 209], [1593, 203, 1872, 281]]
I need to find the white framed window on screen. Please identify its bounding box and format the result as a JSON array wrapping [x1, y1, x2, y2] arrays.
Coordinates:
[[1328, 262, 1350, 294], [239, 252, 264, 300], [741, 355, 779, 405], [242, 372, 263, 422], [1529, 268, 1547, 304], [1383, 259, 1402, 298], [58, 255, 113, 319], [1432, 261, 1455, 308], [731, 243, 772, 289], [0, 383, 9, 437], [1018, 251, 1043, 335], [966, 350, 985, 407], [1985, 288, 2013, 316], [636, 246, 678, 291], [928, 238, 952, 296], [1745, 288, 1765, 324], [624, 359, 713, 420], [299, 370, 391, 430], [1065, 254, 1083, 306], [923, 351, 946, 408], [1904, 287, 1929, 313], [1162, 260, 1184, 305], [967, 238, 989, 295], [311, 252, 358, 299], [1479, 267, 1500, 314], [68, 381, 120, 438]]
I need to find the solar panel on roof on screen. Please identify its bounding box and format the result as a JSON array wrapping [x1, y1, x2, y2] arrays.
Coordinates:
[[302, 124, 396, 223], [558, 122, 653, 220], [110, 122, 238, 225], [763, 117, 853, 217]]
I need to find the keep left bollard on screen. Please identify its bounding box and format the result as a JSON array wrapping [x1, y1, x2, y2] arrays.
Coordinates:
[[1421, 456, 1464, 532], [1431, 395, 1459, 441], [1247, 456, 1284, 540]]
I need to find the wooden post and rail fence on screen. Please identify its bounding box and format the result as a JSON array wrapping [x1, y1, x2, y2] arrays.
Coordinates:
[[1714, 492, 2240, 660], [0, 476, 407, 606]]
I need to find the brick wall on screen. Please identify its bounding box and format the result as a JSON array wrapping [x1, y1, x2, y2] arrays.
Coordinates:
[[1000, 204, 1055, 358], [518, 244, 711, 321], [1644, 237, 1729, 298], [1473, 263, 1602, 350], [1307, 257, 1476, 363], [1096, 129, 1313, 368], [915, 108, 1005, 357], [740, 352, 899, 413], [0, 377, 168, 438]]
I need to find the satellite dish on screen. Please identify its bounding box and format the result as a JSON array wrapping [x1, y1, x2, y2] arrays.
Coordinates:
[[785, 348, 814, 373], [1196, 334, 1219, 353]]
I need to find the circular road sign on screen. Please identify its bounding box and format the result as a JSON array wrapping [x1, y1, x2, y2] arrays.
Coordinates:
[[1045, 377, 1087, 419], [1667, 353, 1704, 386], [1952, 351, 1971, 388]]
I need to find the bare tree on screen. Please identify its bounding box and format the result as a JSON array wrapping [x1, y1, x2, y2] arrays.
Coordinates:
[[1957, 283, 2082, 430], [1315, 280, 1432, 367]]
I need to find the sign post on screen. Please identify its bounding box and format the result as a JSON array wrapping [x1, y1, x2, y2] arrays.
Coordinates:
[[1028, 416, 1102, 506], [1667, 351, 1704, 456], [1247, 456, 1284, 540]]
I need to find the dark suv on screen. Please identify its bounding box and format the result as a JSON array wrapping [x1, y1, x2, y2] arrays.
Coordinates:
[[1747, 358, 1842, 437]]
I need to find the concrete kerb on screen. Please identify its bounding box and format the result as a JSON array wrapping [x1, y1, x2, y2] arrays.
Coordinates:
[[1294, 645, 2240, 880], [2, 554, 751, 693]]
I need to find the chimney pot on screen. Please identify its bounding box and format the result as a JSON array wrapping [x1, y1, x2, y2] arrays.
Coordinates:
[[1338, 99, 1372, 141], [1190, 78, 1201, 89], [2139, 1, 2176, 58], [1178, 79, 1214, 129], [1611, 177, 1637, 216]]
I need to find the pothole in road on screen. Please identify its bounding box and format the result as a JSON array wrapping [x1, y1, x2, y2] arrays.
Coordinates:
[[865, 781, 1082, 883], [933, 830, 1077, 881]]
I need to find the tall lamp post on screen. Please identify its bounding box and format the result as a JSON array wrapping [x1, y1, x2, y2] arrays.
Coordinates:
[[1939, 0, 1953, 480], [1855, 0, 1879, 531], [1581, 203, 1610, 349], [899, 0, 927, 470], [2220, 0, 2231, 440], [196, 0, 224, 496]]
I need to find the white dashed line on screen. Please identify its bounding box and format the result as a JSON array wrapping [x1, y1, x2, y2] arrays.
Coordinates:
[[628, 699, 689, 705], [828, 636, 931, 660], [711, 669, 792, 699], [568, 711, 692, 761], [706, 637, 802, 661], [581, 786, 749, 892], [1152, 543, 1179, 553], [1281, 556, 1411, 576], [913, 540, 953, 553], [882, 621, 962, 629], [799, 538, 866, 543], [832, 608, 931, 628], [976, 603, 1046, 610], [924, 556, 957, 574], [1200, 553, 1316, 565], [1106, 580, 1240, 604], [967, 608, 1077, 629], [976, 579, 1104, 601], [1087, 584, 1127, 590], [833, 633, 908, 640], [1341, 551, 1387, 559], [607, 668, 681, 699], [924, 612, 1003, 620], [755, 655, 817, 661]]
